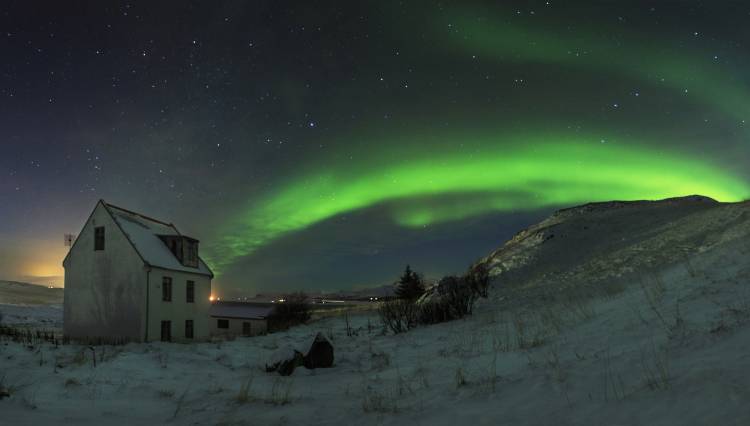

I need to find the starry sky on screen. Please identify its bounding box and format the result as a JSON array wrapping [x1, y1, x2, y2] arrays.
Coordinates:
[[2, 1, 750, 296]]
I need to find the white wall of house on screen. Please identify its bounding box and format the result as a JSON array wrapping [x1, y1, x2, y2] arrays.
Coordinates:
[[210, 317, 268, 337], [63, 202, 147, 340], [148, 267, 211, 341]]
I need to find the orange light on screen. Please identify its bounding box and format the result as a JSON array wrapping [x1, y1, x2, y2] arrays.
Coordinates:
[[209, 295, 215, 301]]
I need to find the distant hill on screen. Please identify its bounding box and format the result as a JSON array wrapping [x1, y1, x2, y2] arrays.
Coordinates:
[[0, 280, 64, 305]]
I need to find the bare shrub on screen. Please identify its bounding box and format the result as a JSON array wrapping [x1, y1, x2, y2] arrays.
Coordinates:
[[236, 376, 254, 404], [269, 292, 311, 331], [465, 263, 491, 298], [420, 276, 477, 325], [602, 347, 627, 401], [268, 378, 294, 405], [172, 384, 191, 419], [454, 367, 468, 389], [640, 340, 670, 390], [377, 299, 419, 334]]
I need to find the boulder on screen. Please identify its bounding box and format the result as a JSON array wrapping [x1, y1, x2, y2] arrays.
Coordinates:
[[303, 332, 334, 369], [265, 346, 304, 376]]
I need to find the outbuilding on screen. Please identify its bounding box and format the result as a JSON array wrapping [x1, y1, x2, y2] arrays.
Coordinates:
[[209, 301, 275, 337]]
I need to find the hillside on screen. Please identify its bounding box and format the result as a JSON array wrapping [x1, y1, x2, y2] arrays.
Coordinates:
[[0, 280, 64, 305], [479, 195, 750, 303]]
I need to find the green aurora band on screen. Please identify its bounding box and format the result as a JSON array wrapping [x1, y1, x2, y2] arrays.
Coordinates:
[[205, 134, 750, 274], [440, 14, 750, 125]]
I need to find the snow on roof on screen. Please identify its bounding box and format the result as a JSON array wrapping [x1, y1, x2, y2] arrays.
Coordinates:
[[105, 202, 213, 277], [209, 302, 275, 319]]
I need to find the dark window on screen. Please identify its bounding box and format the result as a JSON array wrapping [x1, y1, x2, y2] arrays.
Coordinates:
[[186, 281, 195, 303], [162, 277, 172, 302], [94, 226, 105, 251], [160, 320, 171, 342], [184, 240, 198, 268], [185, 320, 194, 339], [243, 322, 251, 336], [217, 319, 229, 329]]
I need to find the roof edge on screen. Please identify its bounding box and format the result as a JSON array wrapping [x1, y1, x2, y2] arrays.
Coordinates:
[[62, 199, 107, 266], [104, 201, 174, 227]]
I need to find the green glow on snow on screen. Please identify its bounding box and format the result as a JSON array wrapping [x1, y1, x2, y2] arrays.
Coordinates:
[[204, 133, 749, 274]]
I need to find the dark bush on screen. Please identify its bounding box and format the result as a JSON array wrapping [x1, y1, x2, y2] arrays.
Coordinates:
[[380, 261, 489, 333], [419, 275, 477, 324], [377, 299, 419, 334], [269, 292, 311, 330], [465, 263, 491, 298]]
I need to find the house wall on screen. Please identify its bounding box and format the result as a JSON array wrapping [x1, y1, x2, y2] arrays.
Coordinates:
[[147, 267, 211, 342], [63, 202, 147, 341], [210, 317, 268, 337]]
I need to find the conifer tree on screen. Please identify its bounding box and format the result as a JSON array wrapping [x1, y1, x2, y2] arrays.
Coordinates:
[[394, 265, 425, 299]]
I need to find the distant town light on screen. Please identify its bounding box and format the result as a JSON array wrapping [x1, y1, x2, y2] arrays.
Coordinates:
[[209, 295, 215, 301]]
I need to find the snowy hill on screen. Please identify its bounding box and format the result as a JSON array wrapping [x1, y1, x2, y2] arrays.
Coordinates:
[[0, 280, 63, 305], [2, 196, 750, 425], [479, 195, 749, 300]]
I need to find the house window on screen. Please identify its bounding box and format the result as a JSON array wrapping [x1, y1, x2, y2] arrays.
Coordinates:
[[185, 240, 198, 268], [162, 277, 172, 301], [94, 226, 105, 251], [217, 319, 229, 329], [186, 281, 195, 303], [161, 320, 171, 342], [185, 320, 194, 339]]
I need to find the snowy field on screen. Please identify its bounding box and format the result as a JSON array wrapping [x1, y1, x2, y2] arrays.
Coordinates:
[[2, 241, 750, 425], [0, 303, 62, 328]]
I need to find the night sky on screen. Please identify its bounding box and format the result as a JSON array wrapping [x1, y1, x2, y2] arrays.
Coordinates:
[[2, 1, 749, 296]]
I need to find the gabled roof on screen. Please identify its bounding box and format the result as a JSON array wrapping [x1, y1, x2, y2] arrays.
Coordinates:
[[209, 301, 275, 319], [62, 200, 213, 277], [103, 202, 213, 277]]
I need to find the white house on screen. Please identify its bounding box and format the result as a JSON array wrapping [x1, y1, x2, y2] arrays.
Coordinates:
[[63, 200, 213, 342]]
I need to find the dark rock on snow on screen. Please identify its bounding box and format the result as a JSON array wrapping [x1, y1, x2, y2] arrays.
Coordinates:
[[303, 332, 334, 369], [265, 332, 335, 376]]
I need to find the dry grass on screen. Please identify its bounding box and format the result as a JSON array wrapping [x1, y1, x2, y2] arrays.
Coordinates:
[[235, 376, 293, 406], [640, 339, 671, 390]]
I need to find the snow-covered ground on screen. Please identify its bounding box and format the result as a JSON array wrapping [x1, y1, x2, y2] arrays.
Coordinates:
[[2, 235, 749, 425], [0, 303, 62, 328]]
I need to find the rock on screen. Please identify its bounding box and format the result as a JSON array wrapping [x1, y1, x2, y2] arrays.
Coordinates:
[[303, 332, 334, 369], [265, 346, 304, 376]]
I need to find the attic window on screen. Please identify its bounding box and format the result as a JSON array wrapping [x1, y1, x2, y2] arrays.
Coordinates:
[[94, 227, 105, 251], [185, 240, 198, 268]]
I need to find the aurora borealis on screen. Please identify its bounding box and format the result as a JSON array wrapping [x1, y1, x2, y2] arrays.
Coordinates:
[[3, 2, 750, 294], [206, 133, 748, 274]]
